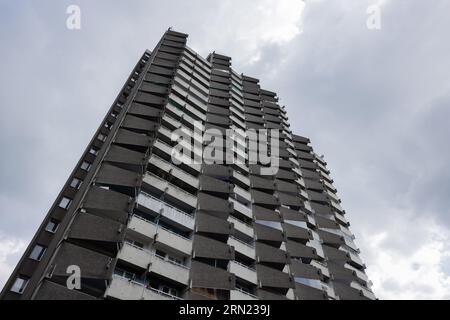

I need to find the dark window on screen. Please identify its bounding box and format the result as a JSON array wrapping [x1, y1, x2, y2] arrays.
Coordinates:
[[58, 197, 72, 210], [80, 161, 91, 171], [45, 219, 59, 233], [10, 276, 29, 294], [70, 177, 82, 189], [89, 147, 99, 156], [29, 244, 46, 261]]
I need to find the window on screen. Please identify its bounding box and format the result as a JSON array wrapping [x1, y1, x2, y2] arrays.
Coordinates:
[[10, 276, 29, 294], [29, 244, 46, 261], [97, 133, 106, 141], [80, 161, 91, 171], [89, 147, 99, 156], [45, 219, 59, 233], [58, 197, 72, 210], [159, 285, 178, 297], [70, 178, 82, 189], [168, 255, 183, 265], [114, 268, 135, 281], [125, 239, 144, 249]]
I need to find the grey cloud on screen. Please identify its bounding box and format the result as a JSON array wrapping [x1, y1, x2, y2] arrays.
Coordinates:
[[1, 0, 450, 298]]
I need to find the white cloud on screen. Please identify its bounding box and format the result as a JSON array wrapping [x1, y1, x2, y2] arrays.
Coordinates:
[[0, 235, 27, 291], [363, 222, 450, 299], [186, 0, 305, 67]]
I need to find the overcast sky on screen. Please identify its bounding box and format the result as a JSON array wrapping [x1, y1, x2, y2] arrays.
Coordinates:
[[1, 0, 450, 299]]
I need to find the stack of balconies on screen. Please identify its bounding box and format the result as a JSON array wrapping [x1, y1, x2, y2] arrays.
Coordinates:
[[1, 29, 374, 301], [19, 30, 190, 300], [241, 77, 294, 300], [292, 134, 375, 300], [187, 53, 236, 300]]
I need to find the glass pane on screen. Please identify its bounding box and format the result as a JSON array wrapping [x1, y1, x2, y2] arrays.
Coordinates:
[[29, 245, 46, 261], [11, 277, 28, 294]]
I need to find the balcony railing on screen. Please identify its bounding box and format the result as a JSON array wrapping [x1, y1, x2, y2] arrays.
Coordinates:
[[138, 191, 195, 230], [108, 275, 183, 300], [231, 288, 259, 300], [230, 198, 252, 219], [228, 235, 255, 248], [228, 215, 253, 237], [132, 214, 192, 241], [142, 173, 197, 209]]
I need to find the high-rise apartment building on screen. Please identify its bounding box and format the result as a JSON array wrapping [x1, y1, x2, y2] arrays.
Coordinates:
[[0, 29, 375, 300]]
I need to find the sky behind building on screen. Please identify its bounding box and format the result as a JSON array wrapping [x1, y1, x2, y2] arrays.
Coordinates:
[[1, 0, 450, 299]]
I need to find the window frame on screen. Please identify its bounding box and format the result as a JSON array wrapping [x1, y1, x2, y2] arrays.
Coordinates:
[[45, 219, 59, 234], [58, 197, 72, 210], [10, 276, 29, 294], [29, 244, 46, 261]]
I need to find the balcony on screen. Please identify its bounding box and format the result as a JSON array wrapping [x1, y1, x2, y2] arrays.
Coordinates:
[[228, 215, 254, 238], [117, 242, 151, 269], [128, 215, 192, 255], [149, 155, 199, 190], [233, 170, 250, 187], [346, 250, 365, 269], [117, 243, 190, 285], [326, 189, 340, 203], [161, 114, 204, 145], [310, 260, 331, 278], [344, 263, 369, 284], [334, 211, 349, 226], [350, 281, 376, 300], [142, 173, 197, 209], [233, 185, 251, 204], [294, 277, 323, 291], [322, 179, 337, 192], [228, 236, 255, 260], [229, 261, 257, 284], [137, 192, 195, 230], [153, 139, 202, 172], [105, 275, 182, 300], [314, 160, 329, 174], [331, 200, 344, 213], [166, 101, 205, 131], [230, 289, 259, 300], [319, 170, 333, 183], [157, 126, 203, 160], [230, 198, 252, 219], [149, 254, 190, 285]]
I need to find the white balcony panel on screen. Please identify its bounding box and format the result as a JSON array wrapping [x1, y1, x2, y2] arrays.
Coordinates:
[[128, 215, 157, 241], [229, 261, 257, 284], [228, 236, 255, 260], [149, 155, 199, 189], [105, 276, 180, 300], [149, 255, 190, 285], [233, 170, 250, 187], [322, 179, 337, 192], [233, 185, 251, 204], [117, 243, 151, 269], [230, 198, 252, 219], [142, 173, 197, 209], [129, 215, 192, 256], [137, 192, 195, 230], [157, 226, 192, 256], [230, 289, 258, 300], [228, 216, 254, 238]]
